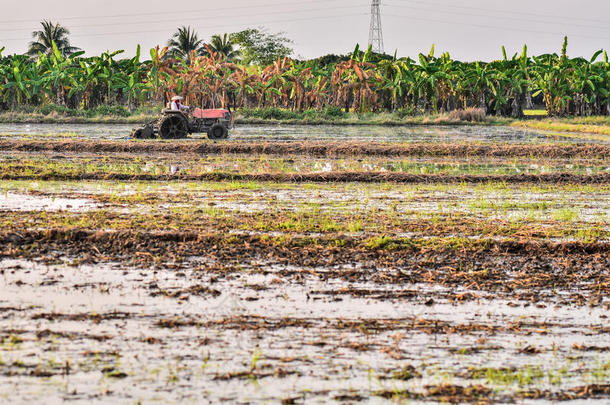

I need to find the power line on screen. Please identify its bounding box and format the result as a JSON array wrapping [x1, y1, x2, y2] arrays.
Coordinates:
[[386, 0, 610, 25], [0, 4, 369, 33], [384, 2, 610, 31], [384, 13, 610, 42], [0, 12, 369, 44], [0, 0, 355, 25]]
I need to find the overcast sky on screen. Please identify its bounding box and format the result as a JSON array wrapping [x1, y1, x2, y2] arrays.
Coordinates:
[[1, 0, 609, 61]]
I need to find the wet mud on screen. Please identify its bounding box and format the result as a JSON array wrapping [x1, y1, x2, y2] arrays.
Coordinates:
[[0, 129, 608, 403], [2, 123, 606, 144], [3, 166, 610, 185], [2, 139, 610, 158]]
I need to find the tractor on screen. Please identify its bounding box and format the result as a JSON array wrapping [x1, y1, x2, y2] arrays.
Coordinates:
[[131, 107, 234, 140]]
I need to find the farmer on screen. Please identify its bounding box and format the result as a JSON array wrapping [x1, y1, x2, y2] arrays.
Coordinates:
[[169, 95, 189, 112]]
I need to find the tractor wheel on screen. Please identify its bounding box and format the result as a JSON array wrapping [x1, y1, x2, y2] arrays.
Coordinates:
[[159, 114, 188, 139], [208, 123, 228, 140]]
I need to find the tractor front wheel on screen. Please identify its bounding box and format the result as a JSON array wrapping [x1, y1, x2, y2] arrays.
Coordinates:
[[208, 123, 228, 140], [159, 114, 188, 139]]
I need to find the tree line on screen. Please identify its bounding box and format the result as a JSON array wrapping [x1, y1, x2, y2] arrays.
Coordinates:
[[0, 21, 608, 117]]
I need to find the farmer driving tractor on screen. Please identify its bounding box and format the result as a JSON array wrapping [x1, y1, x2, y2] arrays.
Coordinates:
[[169, 95, 189, 112], [131, 94, 233, 139]]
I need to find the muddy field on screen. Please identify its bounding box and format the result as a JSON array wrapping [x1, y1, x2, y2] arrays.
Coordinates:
[[1, 122, 609, 144], [0, 125, 609, 404]]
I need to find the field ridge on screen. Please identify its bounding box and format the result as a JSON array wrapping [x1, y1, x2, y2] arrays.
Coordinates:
[[2, 139, 610, 158], [3, 169, 610, 185]]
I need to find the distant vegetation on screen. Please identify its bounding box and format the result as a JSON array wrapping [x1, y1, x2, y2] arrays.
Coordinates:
[[0, 21, 608, 118], [27, 20, 80, 57]]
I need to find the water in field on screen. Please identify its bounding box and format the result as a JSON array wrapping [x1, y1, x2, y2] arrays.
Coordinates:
[[1, 257, 608, 404], [1, 133, 609, 403], [0, 123, 606, 144], [0, 192, 98, 212]]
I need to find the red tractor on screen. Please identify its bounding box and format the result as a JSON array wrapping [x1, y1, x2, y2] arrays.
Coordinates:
[[131, 107, 234, 139]]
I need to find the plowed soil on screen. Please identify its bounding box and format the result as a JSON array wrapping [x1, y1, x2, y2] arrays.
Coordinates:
[[1, 131, 608, 404], [2, 139, 610, 158]]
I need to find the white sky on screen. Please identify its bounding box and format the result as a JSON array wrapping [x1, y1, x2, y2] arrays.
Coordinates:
[[0, 0, 608, 61]]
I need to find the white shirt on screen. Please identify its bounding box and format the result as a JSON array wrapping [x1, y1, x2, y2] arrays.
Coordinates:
[[170, 101, 189, 111]]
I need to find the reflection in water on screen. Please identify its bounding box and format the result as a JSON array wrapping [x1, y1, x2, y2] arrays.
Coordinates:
[[0, 123, 606, 144], [0, 192, 97, 212]]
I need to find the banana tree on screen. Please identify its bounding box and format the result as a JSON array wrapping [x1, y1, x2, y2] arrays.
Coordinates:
[[0, 38, 607, 117], [331, 45, 381, 113], [37, 42, 85, 106], [459, 61, 494, 111], [378, 57, 415, 112], [413, 48, 452, 113], [2, 56, 32, 106]]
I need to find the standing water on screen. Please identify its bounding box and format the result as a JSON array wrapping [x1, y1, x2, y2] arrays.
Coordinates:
[[0, 123, 607, 144]]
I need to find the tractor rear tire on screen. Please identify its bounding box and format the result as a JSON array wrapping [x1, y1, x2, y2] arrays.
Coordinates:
[[208, 123, 228, 140], [159, 114, 188, 139]]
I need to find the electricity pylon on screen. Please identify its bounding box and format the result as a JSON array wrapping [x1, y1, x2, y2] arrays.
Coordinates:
[[368, 0, 384, 54]]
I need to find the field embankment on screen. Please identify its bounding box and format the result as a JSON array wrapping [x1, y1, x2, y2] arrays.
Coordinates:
[[2, 138, 609, 158], [511, 116, 610, 135]]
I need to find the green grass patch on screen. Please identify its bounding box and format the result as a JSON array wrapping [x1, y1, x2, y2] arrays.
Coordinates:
[[523, 109, 548, 117], [511, 120, 610, 136]]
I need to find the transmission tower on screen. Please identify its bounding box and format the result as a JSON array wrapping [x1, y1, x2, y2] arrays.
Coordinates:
[[368, 0, 384, 54]]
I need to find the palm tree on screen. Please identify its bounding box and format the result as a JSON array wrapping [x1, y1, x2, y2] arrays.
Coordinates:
[[208, 33, 240, 61], [28, 21, 80, 58], [166, 26, 205, 64]]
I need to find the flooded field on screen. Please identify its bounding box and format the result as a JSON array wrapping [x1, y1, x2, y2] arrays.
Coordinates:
[[0, 126, 609, 403], [1, 122, 609, 144]]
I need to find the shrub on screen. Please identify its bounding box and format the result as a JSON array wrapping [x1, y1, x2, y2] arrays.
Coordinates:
[[91, 105, 130, 117], [262, 107, 299, 120], [37, 104, 80, 116], [448, 108, 486, 122], [239, 107, 301, 120], [302, 109, 318, 119], [321, 106, 345, 118], [395, 106, 419, 118], [132, 105, 162, 116]]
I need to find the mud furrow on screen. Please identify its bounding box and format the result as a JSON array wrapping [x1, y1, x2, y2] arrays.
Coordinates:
[[1, 139, 610, 158], [1, 228, 609, 255], [3, 169, 610, 184]]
